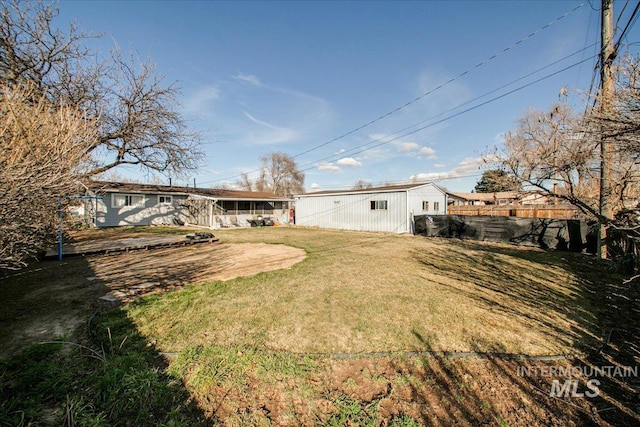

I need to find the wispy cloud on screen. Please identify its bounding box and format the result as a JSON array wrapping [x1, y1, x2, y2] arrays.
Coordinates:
[[243, 112, 298, 144], [369, 135, 438, 160], [419, 147, 436, 157], [400, 142, 419, 152], [184, 85, 221, 116], [337, 157, 362, 167], [318, 163, 340, 173], [410, 157, 482, 181], [244, 112, 279, 130], [215, 73, 335, 146], [234, 73, 263, 87]]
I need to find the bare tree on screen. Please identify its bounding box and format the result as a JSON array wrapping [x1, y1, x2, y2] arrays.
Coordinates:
[[84, 51, 203, 177], [593, 54, 640, 271], [0, 0, 93, 92], [490, 102, 603, 219], [491, 87, 640, 270], [0, 84, 97, 270], [236, 172, 256, 192], [352, 179, 373, 190], [259, 152, 305, 197], [0, 0, 203, 179], [492, 52, 640, 221], [236, 152, 304, 196]]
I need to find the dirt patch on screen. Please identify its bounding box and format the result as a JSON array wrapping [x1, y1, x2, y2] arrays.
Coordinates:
[[0, 239, 306, 359], [91, 242, 306, 301], [188, 354, 616, 427]]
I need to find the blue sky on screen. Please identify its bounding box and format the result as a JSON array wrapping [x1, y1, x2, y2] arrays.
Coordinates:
[[57, 1, 639, 193]]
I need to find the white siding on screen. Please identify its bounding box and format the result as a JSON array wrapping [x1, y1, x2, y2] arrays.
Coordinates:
[[295, 183, 447, 233], [407, 185, 447, 216], [296, 191, 409, 233]]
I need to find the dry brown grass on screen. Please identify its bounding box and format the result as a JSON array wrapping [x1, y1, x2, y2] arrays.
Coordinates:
[[127, 227, 602, 356]]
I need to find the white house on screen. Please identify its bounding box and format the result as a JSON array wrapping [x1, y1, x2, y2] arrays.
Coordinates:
[[86, 181, 292, 228], [294, 182, 447, 233]]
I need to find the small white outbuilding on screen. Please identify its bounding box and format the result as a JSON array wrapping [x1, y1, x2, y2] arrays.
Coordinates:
[[294, 182, 447, 233]]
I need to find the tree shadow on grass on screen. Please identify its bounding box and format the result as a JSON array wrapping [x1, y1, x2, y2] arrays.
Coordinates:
[[412, 239, 608, 354], [379, 331, 602, 426], [407, 238, 639, 425], [0, 253, 211, 426]]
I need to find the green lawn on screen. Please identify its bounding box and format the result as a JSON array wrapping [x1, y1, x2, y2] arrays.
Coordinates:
[[3, 226, 626, 426], [127, 227, 602, 357]]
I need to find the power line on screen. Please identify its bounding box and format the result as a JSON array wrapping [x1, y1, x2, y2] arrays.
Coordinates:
[[205, 54, 594, 189], [576, 1, 600, 98], [199, 2, 588, 187], [585, 1, 640, 116], [583, 4, 602, 116], [614, 0, 640, 51], [290, 1, 587, 160], [295, 56, 595, 178], [299, 48, 598, 172], [615, 0, 631, 29], [204, 52, 593, 190]]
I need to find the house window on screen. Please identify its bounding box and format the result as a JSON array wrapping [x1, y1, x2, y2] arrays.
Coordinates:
[[422, 201, 429, 211], [370, 200, 388, 210], [220, 201, 235, 211], [434, 201, 440, 211], [112, 194, 144, 208], [158, 195, 172, 204], [255, 201, 276, 212]]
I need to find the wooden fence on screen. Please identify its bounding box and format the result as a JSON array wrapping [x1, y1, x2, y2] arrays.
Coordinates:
[[447, 204, 580, 220]]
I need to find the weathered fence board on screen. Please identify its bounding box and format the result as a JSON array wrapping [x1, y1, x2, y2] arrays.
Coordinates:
[[447, 204, 580, 220]]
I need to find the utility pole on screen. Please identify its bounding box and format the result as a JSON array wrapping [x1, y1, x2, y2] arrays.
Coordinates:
[[598, 0, 615, 259]]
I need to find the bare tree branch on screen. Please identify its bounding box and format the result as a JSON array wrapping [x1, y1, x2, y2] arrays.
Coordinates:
[[1, 0, 204, 179], [352, 179, 373, 190], [489, 102, 612, 222]]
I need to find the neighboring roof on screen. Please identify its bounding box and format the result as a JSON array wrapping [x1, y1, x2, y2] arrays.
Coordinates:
[[295, 182, 446, 197], [447, 191, 520, 202], [88, 181, 291, 201]]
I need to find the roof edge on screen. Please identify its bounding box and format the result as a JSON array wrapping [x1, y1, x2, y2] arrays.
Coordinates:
[[295, 182, 440, 197], [87, 180, 293, 201]]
